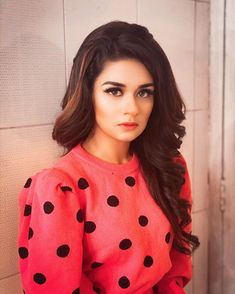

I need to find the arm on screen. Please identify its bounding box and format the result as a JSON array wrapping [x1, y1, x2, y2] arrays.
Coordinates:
[[154, 154, 193, 294], [17, 168, 95, 294]]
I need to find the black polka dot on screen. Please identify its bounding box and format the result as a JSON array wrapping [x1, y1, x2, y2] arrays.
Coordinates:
[[18, 247, 28, 259], [91, 262, 103, 269], [28, 227, 34, 240], [107, 195, 119, 207], [118, 276, 130, 289], [57, 244, 70, 257], [43, 201, 54, 214], [24, 204, 32, 216], [181, 177, 186, 185], [72, 288, 80, 294], [138, 215, 148, 226], [165, 232, 171, 243], [119, 239, 132, 250], [144, 255, 153, 267], [125, 176, 135, 187], [60, 186, 72, 192], [78, 178, 89, 189], [93, 286, 101, 293], [84, 221, 96, 233], [24, 178, 32, 188], [33, 273, 46, 284], [76, 209, 84, 223]]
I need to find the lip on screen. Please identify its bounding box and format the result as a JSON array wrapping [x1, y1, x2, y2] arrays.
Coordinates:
[[118, 122, 138, 126], [118, 122, 138, 130]]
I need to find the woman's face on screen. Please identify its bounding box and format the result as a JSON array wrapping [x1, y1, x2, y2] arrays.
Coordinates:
[[91, 58, 154, 145]]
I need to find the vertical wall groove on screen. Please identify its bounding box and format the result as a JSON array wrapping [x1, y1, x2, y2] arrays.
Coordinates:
[[221, 0, 227, 291]]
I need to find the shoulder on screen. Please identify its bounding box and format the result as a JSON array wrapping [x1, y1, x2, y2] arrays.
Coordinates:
[[25, 167, 75, 190], [18, 167, 77, 208]]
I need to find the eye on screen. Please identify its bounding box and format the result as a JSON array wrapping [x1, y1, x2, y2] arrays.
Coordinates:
[[138, 89, 155, 98], [104, 87, 122, 96]]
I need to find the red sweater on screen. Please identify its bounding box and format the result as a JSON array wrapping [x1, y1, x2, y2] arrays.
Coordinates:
[[18, 143, 192, 294]]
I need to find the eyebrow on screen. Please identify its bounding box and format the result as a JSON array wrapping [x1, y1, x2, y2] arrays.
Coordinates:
[[101, 81, 154, 88]]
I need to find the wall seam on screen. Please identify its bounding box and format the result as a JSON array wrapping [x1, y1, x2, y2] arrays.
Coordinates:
[[221, 0, 227, 292]]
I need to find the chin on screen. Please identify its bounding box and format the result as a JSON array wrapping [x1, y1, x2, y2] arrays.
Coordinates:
[[116, 133, 143, 142]]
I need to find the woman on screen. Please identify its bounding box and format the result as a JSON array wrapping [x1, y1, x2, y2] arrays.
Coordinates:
[[18, 20, 199, 294]]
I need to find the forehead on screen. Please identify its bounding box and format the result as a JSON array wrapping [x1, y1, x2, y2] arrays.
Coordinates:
[[94, 59, 153, 85]]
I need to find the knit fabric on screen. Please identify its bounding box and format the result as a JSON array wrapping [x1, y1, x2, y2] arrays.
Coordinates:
[[18, 143, 192, 294]]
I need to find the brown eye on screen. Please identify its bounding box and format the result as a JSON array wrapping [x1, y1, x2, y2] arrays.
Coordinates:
[[104, 87, 122, 96], [138, 89, 154, 98]]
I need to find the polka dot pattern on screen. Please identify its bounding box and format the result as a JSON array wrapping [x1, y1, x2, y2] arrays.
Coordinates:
[[78, 178, 89, 189], [18, 247, 28, 259], [24, 204, 32, 216], [28, 227, 34, 240], [119, 239, 132, 250], [107, 195, 119, 207], [60, 186, 72, 192], [76, 209, 84, 223], [56, 244, 70, 257], [24, 178, 32, 188], [125, 176, 135, 187], [84, 221, 96, 233], [165, 232, 171, 243], [33, 273, 46, 284], [144, 256, 153, 267], [118, 276, 130, 288], [43, 201, 54, 214], [138, 215, 148, 227], [17, 144, 191, 293], [91, 262, 103, 269]]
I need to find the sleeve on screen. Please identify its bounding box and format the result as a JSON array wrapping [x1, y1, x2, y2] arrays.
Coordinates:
[[17, 168, 96, 294], [153, 154, 193, 294]]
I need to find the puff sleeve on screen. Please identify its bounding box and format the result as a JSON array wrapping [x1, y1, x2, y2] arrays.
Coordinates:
[[154, 154, 193, 294], [17, 168, 95, 294]]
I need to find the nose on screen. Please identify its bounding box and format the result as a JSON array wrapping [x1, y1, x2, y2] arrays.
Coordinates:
[[123, 93, 138, 115]]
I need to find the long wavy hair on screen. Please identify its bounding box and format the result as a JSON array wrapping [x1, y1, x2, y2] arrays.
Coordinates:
[[52, 20, 200, 254]]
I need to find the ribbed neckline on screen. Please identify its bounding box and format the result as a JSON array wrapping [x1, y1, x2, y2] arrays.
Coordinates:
[[72, 143, 139, 173]]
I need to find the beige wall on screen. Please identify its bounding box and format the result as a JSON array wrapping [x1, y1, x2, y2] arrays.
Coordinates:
[[209, 0, 235, 293], [0, 1, 210, 293]]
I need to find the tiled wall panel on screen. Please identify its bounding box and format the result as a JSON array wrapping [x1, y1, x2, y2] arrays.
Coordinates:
[[0, 273, 22, 294], [64, 0, 137, 82], [192, 210, 209, 294], [0, 0, 66, 128], [138, 0, 194, 110], [192, 109, 209, 212], [0, 126, 61, 278], [194, 2, 210, 110], [223, 0, 235, 292]]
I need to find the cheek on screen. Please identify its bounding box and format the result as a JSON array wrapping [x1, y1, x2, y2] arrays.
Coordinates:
[[94, 100, 116, 122], [144, 102, 154, 119]]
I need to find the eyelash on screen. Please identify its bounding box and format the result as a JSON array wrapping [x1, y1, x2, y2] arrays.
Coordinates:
[[104, 87, 155, 98]]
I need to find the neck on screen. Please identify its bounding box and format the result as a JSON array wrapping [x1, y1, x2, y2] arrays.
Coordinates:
[[82, 136, 132, 164]]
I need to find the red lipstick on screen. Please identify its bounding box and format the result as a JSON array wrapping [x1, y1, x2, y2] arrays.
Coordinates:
[[118, 122, 138, 129]]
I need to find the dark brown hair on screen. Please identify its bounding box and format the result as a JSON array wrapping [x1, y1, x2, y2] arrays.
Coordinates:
[[52, 20, 200, 254]]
